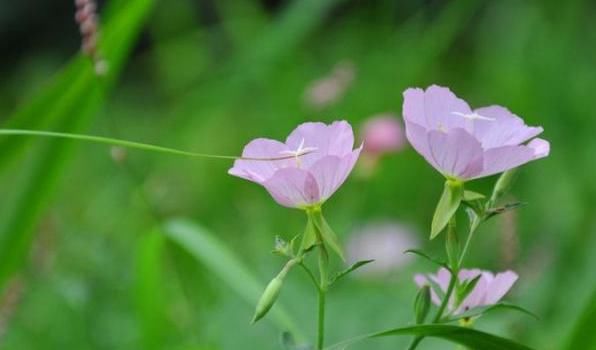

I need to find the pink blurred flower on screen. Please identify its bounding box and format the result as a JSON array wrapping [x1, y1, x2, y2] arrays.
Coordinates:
[[415, 267, 518, 315], [402, 85, 549, 181], [304, 61, 355, 109], [229, 121, 362, 209], [347, 221, 418, 278], [361, 114, 406, 155]]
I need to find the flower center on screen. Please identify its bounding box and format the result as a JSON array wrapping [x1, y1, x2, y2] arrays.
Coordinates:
[[279, 138, 318, 167]]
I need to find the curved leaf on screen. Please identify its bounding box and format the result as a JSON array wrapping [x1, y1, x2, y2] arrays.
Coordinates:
[[326, 324, 535, 350]]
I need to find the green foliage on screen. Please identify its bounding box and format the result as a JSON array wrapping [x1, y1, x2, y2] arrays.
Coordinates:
[[163, 219, 303, 339], [0, 0, 155, 291], [327, 325, 535, 350], [0, 0, 594, 349]]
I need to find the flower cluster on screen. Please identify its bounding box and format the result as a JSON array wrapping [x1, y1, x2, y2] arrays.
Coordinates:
[[229, 84, 549, 349]]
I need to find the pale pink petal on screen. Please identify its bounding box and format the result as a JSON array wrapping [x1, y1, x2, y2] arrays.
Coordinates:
[[308, 146, 362, 202], [472, 106, 543, 149], [427, 128, 484, 179], [485, 271, 518, 304], [404, 120, 432, 164], [474, 139, 549, 179], [228, 138, 290, 183], [262, 168, 320, 208], [528, 138, 550, 157], [285, 121, 354, 168], [403, 85, 471, 131]]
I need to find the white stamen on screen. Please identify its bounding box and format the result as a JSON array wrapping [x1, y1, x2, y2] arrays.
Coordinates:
[[279, 138, 318, 167], [451, 111, 496, 121]]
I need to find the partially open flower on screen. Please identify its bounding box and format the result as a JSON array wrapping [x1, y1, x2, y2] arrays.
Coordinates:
[[229, 121, 362, 209], [415, 267, 518, 315], [402, 85, 549, 181]]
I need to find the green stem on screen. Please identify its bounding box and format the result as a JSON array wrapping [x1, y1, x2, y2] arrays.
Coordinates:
[[457, 216, 480, 268], [317, 244, 329, 350], [0, 129, 311, 161]]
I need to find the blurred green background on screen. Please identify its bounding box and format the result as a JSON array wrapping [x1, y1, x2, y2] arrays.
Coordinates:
[[0, 0, 595, 349]]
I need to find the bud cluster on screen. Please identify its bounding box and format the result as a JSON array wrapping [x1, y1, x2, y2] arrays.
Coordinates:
[[74, 0, 108, 75]]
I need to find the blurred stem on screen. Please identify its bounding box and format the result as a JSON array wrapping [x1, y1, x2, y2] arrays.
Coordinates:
[[317, 244, 329, 350]]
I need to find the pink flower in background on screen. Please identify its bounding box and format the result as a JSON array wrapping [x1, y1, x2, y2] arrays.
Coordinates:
[[402, 85, 549, 181], [229, 121, 362, 209], [346, 221, 418, 278], [361, 114, 406, 155], [304, 61, 355, 109], [415, 267, 518, 315]]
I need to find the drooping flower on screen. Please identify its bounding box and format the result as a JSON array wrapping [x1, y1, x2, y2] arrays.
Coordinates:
[[346, 221, 418, 278], [402, 85, 549, 181], [414, 267, 518, 315], [229, 121, 362, 209]]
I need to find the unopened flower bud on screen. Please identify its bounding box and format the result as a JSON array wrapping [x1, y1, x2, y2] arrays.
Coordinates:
[[251, 277, 284, 324], [414, 285, 431, 324]]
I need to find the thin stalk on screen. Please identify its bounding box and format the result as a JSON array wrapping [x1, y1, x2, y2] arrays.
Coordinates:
[[0, 129, 311, 161], [317, 245, 329, 350], [299, 262, 320, 291]]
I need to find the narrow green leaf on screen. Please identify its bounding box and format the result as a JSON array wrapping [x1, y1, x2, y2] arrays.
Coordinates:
[[326, 324, 535, 350], [565, 287, 596, 349], [485, 202, 526, 220], [444, 303, 539, 323], [431, 180, 464, 239], [163, 218, 304, 340], [404, 249, 449, 269], [329, 260, 374, 285], [134, 229, 167, 350]]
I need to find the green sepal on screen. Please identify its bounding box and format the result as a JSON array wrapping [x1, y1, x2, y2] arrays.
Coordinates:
[[431, 180, 464, 239], [455, 274, 481, 306], [445, 219, 460, 269], [463, 190, 485, 201], [490, 169, 518, 204], [414, 285, 432, 324], [308, 209, 345, 261], [329, 259, 375, 285], [300, 216, 318, 253]]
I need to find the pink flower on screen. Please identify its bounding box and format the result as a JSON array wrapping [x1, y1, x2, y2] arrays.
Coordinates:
[[415, 267, 519, 315], [361, 114, 406, 155], [402, 85, 549, 181], [229, 121, 362, 209], [346, 221, 418, 278]]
